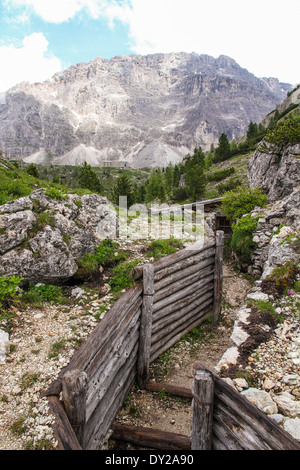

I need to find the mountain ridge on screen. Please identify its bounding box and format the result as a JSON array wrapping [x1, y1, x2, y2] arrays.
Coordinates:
[[0, 52, 293, 168]]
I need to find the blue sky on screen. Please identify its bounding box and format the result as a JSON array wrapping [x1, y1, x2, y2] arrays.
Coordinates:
[[0, 0, 299, 92]]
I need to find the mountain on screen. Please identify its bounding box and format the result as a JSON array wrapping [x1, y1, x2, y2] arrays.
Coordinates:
[[0, 52, 293, 168]]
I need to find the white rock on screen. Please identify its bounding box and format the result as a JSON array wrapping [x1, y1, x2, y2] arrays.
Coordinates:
[[241, 388, 278, 415], [246, 291, 269, 302], [273, 392, 300, 418], [230, 326, 249, 347], [269, 414, 287, 425], [0, 329, 9, 364], [71, 287, 85, 299], [283, 417, 300, 441], [236, 308, 251, 325], [214, 347, 240, 372], [233, 378, 248, 390]]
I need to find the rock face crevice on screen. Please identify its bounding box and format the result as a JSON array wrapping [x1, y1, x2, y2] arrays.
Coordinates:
[[0, 52, 292, 168]]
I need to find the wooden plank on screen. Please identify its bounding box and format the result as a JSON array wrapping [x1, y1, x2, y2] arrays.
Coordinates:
[[47, 396, 82, 450], [86, 318, 140, 421], [131, 238, 216, 280], [83, 345, 139, 449], [154, 264, 214, 304], [153, 276, 214, 317], [145, 381, 193, 399], [194, 361, 300, 451], [154, 255, 215, 293], [64, 283, 142, 374], [212, 231, 224, 324], [153, 237, 215, 272], [191, 370, 214, 450], [214, 385, 299, 450], [111, 423, 191, 450], [213, 398, 272, 450], [152, 293, 213, 343], [62, 370, 88, 448], [154, 246, 216, 282], [150, 305, 212, 362], [137, 264, 154, 389]]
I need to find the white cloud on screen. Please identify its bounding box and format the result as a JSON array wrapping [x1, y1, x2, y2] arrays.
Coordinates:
[[107, 0, 300, 85], [4, 0, 299, 84], [6, 0, 110, 23], [0, 33, 62, 92]]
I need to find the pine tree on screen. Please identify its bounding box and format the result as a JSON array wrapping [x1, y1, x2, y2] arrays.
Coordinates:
[[79, 162, 103, 193], [111, 174, 135, 207], [215, 133, 231, 162]]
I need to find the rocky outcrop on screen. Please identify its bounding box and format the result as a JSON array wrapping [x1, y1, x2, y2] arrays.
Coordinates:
[[246, 189, 300, 278], [0, 190, 117, 283], [247, 143, 300, 202], [0, 53, 292, 168]]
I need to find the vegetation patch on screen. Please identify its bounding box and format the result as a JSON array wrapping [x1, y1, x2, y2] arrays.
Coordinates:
[[231, 215, 259, 267], [221, 187, 267, 222], [146, 238, 184, 260], [261, 262, 299, 298], [108, 259, 140, 293], [75, 240, 129, 281]]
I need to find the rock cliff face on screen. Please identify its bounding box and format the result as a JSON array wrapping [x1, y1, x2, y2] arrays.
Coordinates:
[[248, 143, 300, 202], [0, 52, 292, 168]]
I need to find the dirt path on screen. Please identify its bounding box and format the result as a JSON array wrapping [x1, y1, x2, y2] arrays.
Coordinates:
[[111, 261, 252, 446]]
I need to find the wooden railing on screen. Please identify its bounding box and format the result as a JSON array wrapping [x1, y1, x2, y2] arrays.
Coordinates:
[[45, 233, 224, 450]]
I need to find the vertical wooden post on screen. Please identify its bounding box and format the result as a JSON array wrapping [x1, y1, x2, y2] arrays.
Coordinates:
[[191, 369, 214, 450], [137, 264, 154, 389], [212, 230, 224, 324], [62, 369, 88, 448]]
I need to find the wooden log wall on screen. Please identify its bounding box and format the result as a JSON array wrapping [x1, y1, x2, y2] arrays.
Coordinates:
[[149, 236, 220, 362], [46, 234, 224, 450], [193, 362, 300, 451]]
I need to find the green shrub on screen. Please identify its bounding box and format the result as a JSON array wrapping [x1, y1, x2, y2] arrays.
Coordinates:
[[217, 177, 242, 194], [0, 276, 23, 309], [109, 259, 140, 293], [46, 187, 67, 200], [94, 239, 128, 266], [75, 240, 128, 280], [265, 116, 300, 147], [23, 283, 67, 305], [206, 166, 235, 182], [231, 215, 259, 266], [146, 238, 184, 260], [221, 187, 268, 221]]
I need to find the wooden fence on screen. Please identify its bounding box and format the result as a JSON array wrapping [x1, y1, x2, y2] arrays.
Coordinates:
[[45, 232, 224, 450], [111, 362, 300, 451]]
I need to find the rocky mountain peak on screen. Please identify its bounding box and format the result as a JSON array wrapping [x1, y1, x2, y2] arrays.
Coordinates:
[[0, 52, 293, 168]]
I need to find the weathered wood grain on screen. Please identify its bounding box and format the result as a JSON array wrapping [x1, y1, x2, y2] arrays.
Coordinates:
[[212, 231, 224, 324], [153, 263, 214, 304], [47, 396, 82, 450], [153, 276, 214, 317], [150, 304, 212, 362], [137, 264, 154, 389], [191, 370, 214, 450], [151, 293, 213, 343], [111, 423, 191, 450]]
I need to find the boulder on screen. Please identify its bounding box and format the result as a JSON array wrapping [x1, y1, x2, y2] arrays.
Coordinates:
[[241, 388, 278, 415], [0, 189, 117, 283]]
